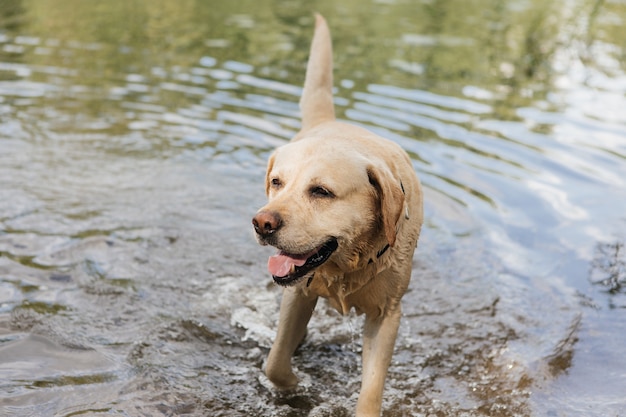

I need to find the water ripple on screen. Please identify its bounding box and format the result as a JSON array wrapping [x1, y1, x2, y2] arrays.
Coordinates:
[[236, 74, 302, 97], [368, 84, 492, 114], [353, 91, 473, 123]]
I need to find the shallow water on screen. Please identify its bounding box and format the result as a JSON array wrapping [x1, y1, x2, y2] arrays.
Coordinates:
[[1, 0, 625, 416]]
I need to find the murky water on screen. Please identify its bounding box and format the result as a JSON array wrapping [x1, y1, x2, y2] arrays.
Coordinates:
[[1, 0, 625, 416]]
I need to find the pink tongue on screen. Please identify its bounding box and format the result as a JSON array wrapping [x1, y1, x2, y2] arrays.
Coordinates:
[[268, 253, 307, 277]]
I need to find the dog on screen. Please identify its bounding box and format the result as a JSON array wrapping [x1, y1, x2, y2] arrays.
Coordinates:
[[252, 14, 423, 417]]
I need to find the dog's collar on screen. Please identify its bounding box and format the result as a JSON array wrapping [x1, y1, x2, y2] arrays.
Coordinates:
[[376, 244, 390, 258], [368, 243, 391, 265]]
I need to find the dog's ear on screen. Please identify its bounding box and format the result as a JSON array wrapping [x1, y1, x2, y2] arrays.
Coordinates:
[[264, 152, 276, 196], [367, 164, 405, 247]]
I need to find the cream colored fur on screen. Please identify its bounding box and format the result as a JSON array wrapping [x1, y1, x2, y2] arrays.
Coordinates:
[[253, 14, 423, 417]]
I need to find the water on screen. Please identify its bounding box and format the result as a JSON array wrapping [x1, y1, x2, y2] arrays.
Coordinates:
[[1, 0, 625, 416]]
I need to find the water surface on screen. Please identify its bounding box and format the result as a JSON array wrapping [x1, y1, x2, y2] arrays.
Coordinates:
[[1, 0, 625, 416]]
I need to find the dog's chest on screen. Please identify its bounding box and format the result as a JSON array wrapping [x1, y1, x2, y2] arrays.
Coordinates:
[[304, 268, 378, 315]]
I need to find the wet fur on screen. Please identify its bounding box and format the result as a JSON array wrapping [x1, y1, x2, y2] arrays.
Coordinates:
[[253, 14, 423, 417]]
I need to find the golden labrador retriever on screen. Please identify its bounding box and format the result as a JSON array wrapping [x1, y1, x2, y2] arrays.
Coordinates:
[[252, 14, 423, 417]]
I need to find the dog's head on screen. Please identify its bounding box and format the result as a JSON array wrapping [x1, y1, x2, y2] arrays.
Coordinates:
[[252, 132, 405, 286]]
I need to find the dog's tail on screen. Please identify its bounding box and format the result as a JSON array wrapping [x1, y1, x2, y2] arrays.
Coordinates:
[[299, 14, 335, 131]]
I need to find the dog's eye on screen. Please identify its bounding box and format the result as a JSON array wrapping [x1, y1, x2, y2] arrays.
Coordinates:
[[270, 178, 282, 189], [310, 186, 334, 198]]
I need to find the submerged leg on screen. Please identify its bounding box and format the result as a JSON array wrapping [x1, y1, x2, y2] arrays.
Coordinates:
[[356, 305, 402, 417], [265, 286, 318, 387]]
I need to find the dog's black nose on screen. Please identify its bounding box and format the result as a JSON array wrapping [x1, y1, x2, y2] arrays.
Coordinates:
[[252, 211, 282, 236]]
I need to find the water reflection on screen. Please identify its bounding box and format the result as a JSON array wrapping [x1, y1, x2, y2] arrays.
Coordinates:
[[591, 241, 626, 296], [1, 0, 625, 416]]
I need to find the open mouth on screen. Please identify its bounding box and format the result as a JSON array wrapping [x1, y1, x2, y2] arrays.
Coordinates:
[[267, 238, 338, 286]]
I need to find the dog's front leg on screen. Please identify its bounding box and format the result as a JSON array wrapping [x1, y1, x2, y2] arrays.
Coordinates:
[[356, 304, 402, 417], [265, 286, 318, 388]]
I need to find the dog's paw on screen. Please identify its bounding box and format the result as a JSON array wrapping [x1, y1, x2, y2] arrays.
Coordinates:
[[258, 366, 312, 394]]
